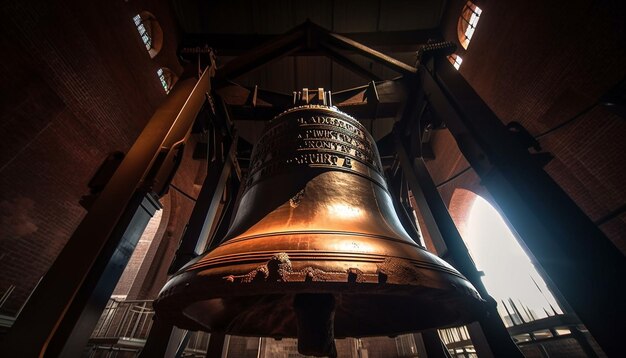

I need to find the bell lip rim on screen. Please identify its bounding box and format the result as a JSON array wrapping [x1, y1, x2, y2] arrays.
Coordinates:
[[159, 255, 481, 302], [183, 255, 466, 281], [155, 280, 485, 310], [153, 283, 486, 337]]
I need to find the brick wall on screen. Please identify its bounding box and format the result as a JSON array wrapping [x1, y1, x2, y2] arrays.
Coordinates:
[[431, 0, 626, 252], [0, 0, 184, 315], [112, 208, 164, 297], [127, 135, 206, 300]]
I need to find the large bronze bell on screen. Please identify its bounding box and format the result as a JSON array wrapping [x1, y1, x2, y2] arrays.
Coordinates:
[[155, 103, 484, 356]]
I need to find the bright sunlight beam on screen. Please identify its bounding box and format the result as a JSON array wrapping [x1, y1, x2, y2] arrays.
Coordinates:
[[465, 196, 562, 326]]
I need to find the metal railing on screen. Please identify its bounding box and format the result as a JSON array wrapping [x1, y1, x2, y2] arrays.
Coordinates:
[[178, 330, 211, 357], [87, 298, 603, 357], [438, 314, 605, 358], [439, 326, 476, 358], [91, 299, 155, 342], [88, 298, 213, 357]]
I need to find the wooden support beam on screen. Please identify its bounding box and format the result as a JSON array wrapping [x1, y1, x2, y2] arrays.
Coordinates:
[[217, 83, 293, 108], [215, 29, 305, 82], [333, 79, 407, 106], [206, 174, 240, 251], [425, 56, 626, 357], [394, 131, 523, 358], [168, 133, 236, 273], [49, 193, 161, 357], [387, 169, 423, 246], [0, 67, 215, 357], [219, 80, 406, 122], [139, 318, 186, 358], [205, 333, 227, 358], [320, 44, 383, 81], [180, 28, 442, 56], [323, 32, 418, 76], [421, 330, 453, 358]]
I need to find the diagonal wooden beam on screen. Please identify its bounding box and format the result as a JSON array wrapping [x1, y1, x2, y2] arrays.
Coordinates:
[[215, 29, 305, 83], [217, 83, 292, 108], [322, 32, 418, 76], [215, 21, 419, 86], [180, 28, 442, 56], [0, 65, 216, 358], [426, 56, 626, 357], [319, 43, 383, 81]]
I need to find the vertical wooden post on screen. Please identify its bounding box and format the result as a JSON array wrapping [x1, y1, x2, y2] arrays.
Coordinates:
[[168, 134, 236, 273], [395, 133, 523, 357], [420, 330, 453, 358], [205, 333, 227, 358], [0, 69, 213, 357], [139, 318, 185, 358], [50, 193, 161, 357]]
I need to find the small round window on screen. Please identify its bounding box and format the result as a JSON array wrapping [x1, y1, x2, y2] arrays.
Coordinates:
[[157, 68, 177, 94], [448, 53, 463, 70], [457, 1, 482, 50], [133, 11, 163, 58]]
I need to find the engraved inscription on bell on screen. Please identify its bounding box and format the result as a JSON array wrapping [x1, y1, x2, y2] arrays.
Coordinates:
[[245, 105, 382, 193]]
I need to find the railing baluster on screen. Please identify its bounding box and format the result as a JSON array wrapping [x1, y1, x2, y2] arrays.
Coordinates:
[[85, 300, 228, 356], [130, 303, 144, 338], [116, 302, 131, 337], [102, 299, 119, 337], [137, 303, 149, 338]]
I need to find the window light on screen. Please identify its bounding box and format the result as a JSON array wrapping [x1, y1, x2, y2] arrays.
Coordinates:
[[458, 1, 482, 49], [157, 68, 169, 94], [133, 14, 152, 51], [448, 54, 463, 70]]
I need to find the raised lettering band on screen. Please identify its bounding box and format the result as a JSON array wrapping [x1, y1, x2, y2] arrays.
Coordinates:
[[245, 105, 386, 191]]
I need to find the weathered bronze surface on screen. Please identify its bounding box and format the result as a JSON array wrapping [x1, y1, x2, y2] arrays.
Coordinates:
[[155, 104, 484, 354]]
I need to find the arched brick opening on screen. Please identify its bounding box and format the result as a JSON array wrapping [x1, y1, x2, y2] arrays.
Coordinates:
[[126, 189, 196, 300], [448, 188, 564, 327], [111, 209, 164, 298], [113, 194, 172, 299], [447, 187, 476, 239]]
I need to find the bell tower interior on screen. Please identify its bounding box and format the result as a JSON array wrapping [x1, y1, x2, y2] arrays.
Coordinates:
[[0, 0, 624, 357]]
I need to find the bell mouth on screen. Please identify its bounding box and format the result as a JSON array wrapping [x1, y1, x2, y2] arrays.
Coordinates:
[[154, 251, 485, 339], [152, 103, 487, 356], [155, 279, 485, 340]]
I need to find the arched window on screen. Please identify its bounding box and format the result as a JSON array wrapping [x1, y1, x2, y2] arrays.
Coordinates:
[[457, 1, 482, 50], [448, 53, 463, 70], [132, 11, 163, 58], [157, 68, 177, 94], [451, 190, 562, 325]]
